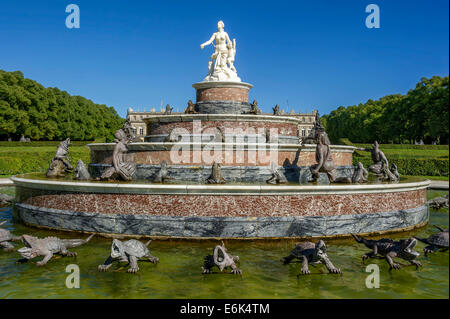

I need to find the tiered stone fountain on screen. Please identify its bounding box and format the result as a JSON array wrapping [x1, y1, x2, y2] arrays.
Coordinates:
[[11, 21, 430, 239]]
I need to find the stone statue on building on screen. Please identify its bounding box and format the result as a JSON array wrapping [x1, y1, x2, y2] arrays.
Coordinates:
[[273, 104, 280, 115], [164, 104, 173, 115], [184, 100, 198, 114], [248, 100, 261, 115], [200, 21, 241, 82]]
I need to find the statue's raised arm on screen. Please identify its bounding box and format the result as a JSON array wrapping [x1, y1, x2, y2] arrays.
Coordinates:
[[200, 33, 216, 49]]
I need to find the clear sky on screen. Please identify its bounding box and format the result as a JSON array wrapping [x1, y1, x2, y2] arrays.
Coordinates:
[[1, 0, 448, 118]]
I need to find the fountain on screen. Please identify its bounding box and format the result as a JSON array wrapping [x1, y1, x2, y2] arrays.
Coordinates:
[[11, 21, 430, 239]]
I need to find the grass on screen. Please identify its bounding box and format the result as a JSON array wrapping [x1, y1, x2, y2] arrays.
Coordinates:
[[403, 175, 449, 181], [0, 145, 90, 176]]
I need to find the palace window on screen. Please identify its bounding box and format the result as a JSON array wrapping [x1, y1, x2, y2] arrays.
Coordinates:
[[140, 128, 144, 136], [301, 129, 305, 137]]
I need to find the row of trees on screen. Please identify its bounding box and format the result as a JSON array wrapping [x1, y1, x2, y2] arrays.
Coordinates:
[[0, 70, 124, 141], [322, 76, 449, 144]]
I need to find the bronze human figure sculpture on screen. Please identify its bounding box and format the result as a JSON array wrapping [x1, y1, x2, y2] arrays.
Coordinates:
[[309, 125, 338, 183], [308, 116, 351, 183], [46, 138, 73, 178], [100, 126, 136, 181], [184, 100, 198, 114], [358, 141, 389, 175]]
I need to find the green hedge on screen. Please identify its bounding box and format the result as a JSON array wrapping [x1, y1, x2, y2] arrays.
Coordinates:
[[0, 151, 90, 175], [353, 157, 449, 177], [0, 141, 94, 147], [338, 138, 449, 150]]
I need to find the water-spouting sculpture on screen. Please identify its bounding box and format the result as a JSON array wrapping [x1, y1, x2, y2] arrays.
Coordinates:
[[17, 234, 94, 266], [202, 241, 241, 274], [414, 226, 449, 256], [46, 138, 73, 178], [0, 221, 21, 252], [281, 240, 341, 275], [152, 160, 169, 183], [266, 162, 288, 184], [98, 239, 159, 274], [74, 159, 91, 180], [351, 162, 369, 183], [351, 234, 422, 270], [206, 162, 226, 184]]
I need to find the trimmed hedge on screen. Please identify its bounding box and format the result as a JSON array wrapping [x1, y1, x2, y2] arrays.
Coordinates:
[[0, 141, 94, 147], [353, 156, 449, 177], [338, 138, 449, 150]]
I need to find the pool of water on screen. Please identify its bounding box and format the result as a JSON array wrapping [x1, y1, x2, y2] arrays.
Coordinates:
[[0, 188, 448, 299]]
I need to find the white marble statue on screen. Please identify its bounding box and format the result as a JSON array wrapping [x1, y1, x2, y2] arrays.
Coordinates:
[[200, 21, 241, 82]]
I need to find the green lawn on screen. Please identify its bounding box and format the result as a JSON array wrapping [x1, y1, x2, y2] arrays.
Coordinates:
[[0, 144, 90, 176]]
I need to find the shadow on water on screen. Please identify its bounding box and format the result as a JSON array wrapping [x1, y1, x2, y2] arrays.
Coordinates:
[[0, 188, 448, 299]]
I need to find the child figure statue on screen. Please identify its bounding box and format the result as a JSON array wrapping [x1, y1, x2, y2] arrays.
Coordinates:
[[227, 39, 237, 73]]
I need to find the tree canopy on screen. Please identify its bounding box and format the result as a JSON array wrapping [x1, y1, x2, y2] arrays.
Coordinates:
[[322, 76, 449, 144], [0, 69, 124, 141]]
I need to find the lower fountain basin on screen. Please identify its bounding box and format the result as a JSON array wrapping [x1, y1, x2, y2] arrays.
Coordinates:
[[11, 174, 430, 239]]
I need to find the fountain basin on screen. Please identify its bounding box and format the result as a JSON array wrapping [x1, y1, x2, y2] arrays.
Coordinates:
[[12, 175, 430, 239]]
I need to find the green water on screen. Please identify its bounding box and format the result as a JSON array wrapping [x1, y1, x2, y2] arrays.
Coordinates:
[[0, 188, 448, 299]]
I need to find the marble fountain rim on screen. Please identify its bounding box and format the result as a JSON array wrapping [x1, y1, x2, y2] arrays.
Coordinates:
[[86, 142, 357, 153], [13, 202, 429, 240], [142, 113, 305, 124], [10, 175, 430, 196]]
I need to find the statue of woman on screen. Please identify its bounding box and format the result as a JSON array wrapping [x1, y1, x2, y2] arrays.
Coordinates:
[[200, 21, 240, 81]]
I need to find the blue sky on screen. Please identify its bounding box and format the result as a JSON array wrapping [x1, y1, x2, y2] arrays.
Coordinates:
[[0, 0, 448, 118]]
